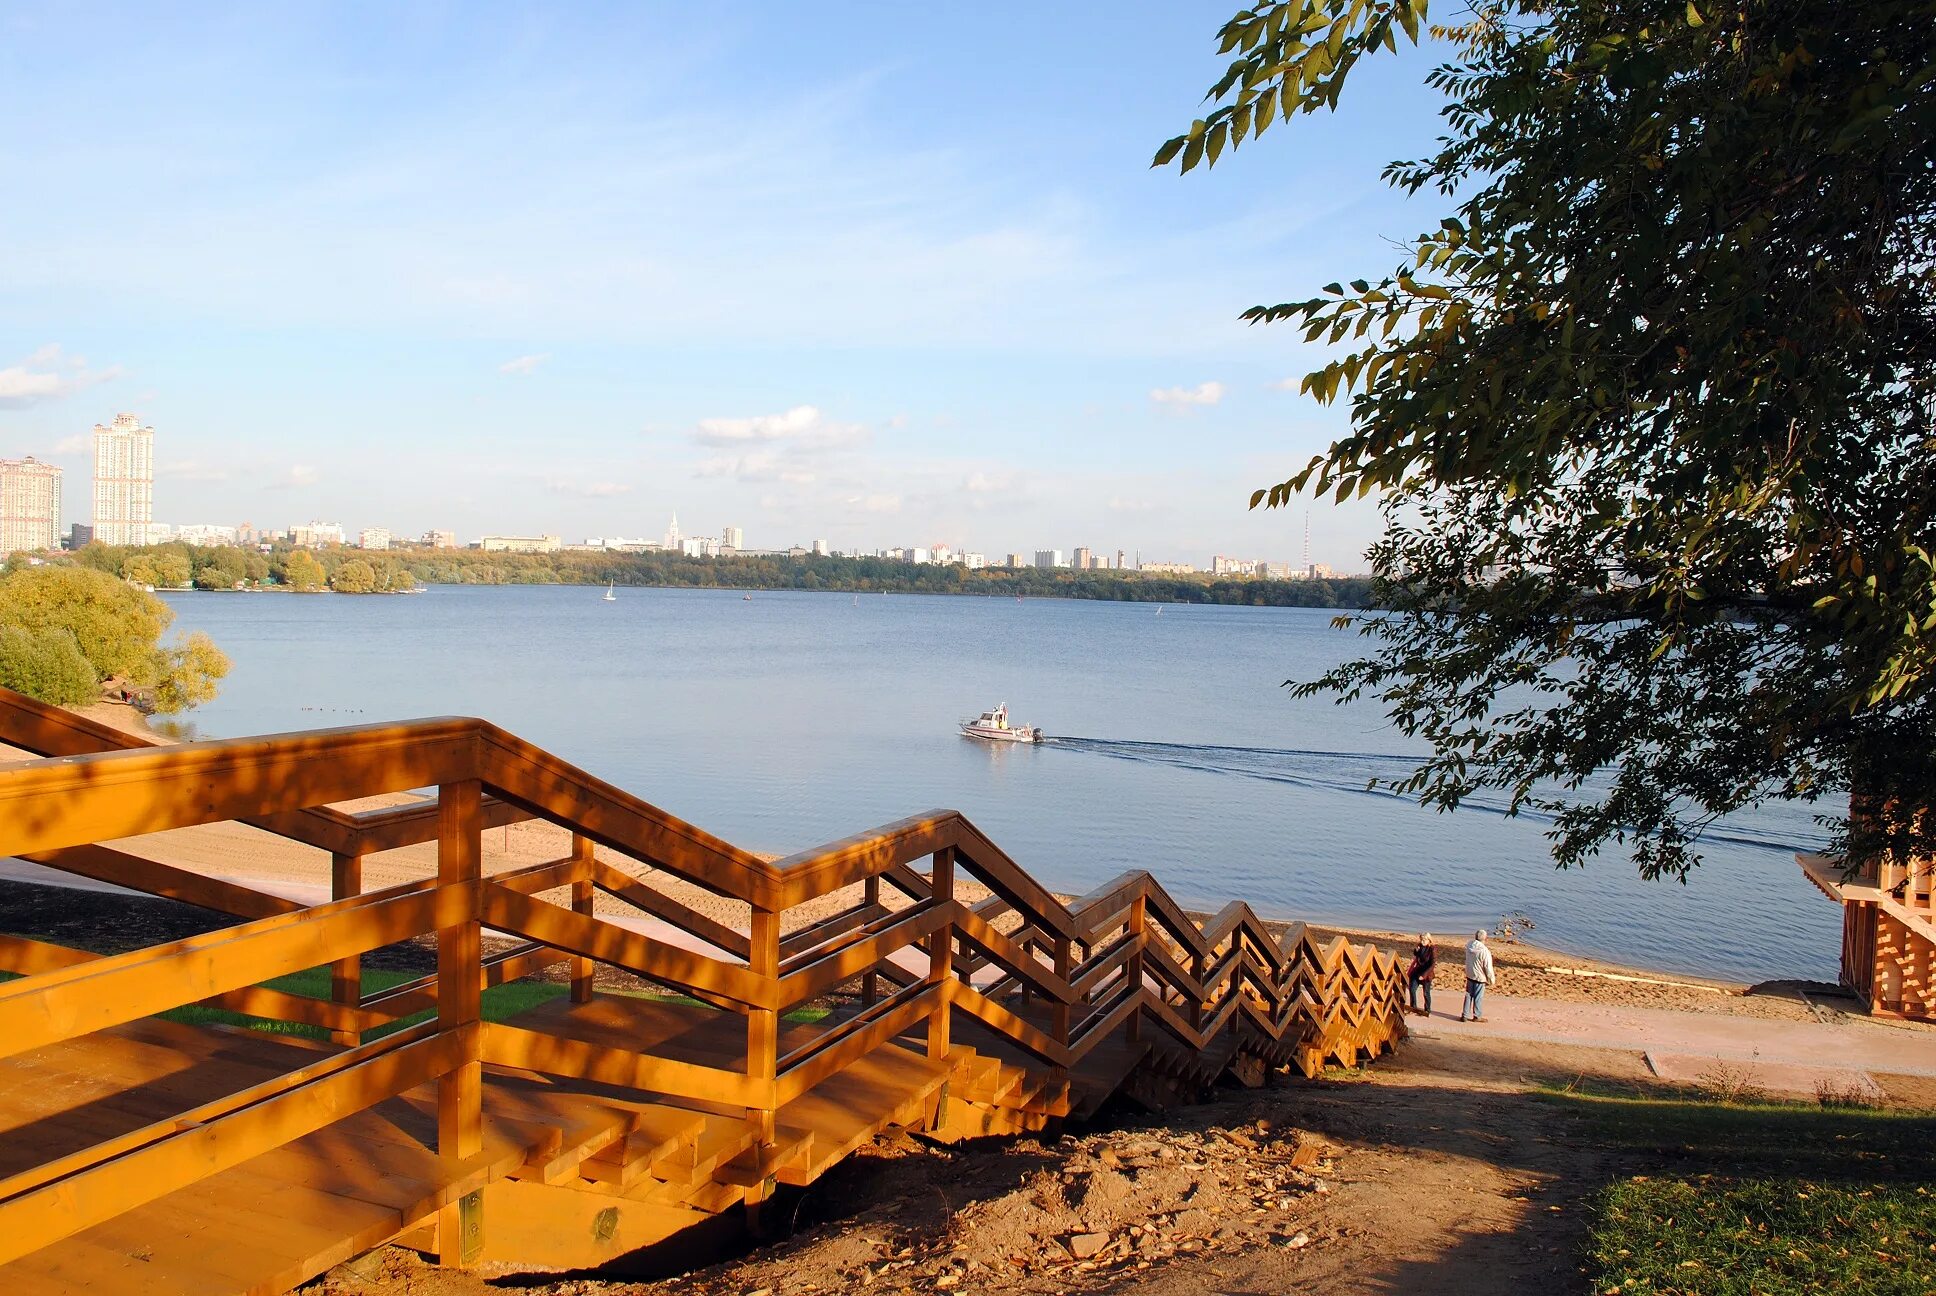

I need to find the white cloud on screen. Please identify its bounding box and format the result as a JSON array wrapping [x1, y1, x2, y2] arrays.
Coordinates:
[[693, 404, 863, 449], [1150, 380, 1225, 408], [52, 433, 89, 454], [270, 464, 320, 489], [690, 405, 869, 486], [0, 344, 120, 409], [499, 353, 548, 375], [1107, 497, 1161, 515], [546, 479, 631, 497], [842, 493, 902, 514], [1268, 376, 1302, 391]]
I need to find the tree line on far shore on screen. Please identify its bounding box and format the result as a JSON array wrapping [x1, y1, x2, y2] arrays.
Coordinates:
[[41, 542, 1378, 609]]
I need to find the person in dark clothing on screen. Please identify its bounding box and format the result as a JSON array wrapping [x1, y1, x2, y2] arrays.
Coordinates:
[[1406, 933, 1436, 1016]]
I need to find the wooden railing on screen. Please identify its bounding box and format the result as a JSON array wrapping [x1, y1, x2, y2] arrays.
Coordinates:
[[0, 688, 1404, 1268]]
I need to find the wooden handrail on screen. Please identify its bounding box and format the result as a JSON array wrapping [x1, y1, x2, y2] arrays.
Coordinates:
[[0, 683, 1406, 1272]]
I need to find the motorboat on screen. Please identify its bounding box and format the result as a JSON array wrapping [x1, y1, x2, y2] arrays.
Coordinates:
[[960, 704, 1043, 744]]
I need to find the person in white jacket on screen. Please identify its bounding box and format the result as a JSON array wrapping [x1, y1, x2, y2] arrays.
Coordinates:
[[1460, 929, 1495, 1022]]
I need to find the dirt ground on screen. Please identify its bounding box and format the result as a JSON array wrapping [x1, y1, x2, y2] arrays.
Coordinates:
[[299, 1028, 1860, 1296]]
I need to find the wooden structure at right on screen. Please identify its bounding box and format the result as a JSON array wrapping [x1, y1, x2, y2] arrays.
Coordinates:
[[0, 687, 1405, 1293], [1802, 833, 1936, 1019]]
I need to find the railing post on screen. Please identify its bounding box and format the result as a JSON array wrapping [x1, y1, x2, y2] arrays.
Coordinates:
[[436, 779, 484, 1268], [1052, 933, 1073, 1056], [328, 849, 364, 1047], [926, 847, 955, 1062], [861, 875, 880, 1008], [1190, 943, 1207, 1035], [1125, 891, 1147, 1044], [746, 904, 781, 1225], [570, 833, 596, 1004]]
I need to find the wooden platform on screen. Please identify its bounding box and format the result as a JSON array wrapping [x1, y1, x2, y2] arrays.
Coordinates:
[[0, 685, 1408, 1291]]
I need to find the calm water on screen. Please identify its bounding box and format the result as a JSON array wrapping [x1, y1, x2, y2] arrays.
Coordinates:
[[159, 585, 1838, 982]]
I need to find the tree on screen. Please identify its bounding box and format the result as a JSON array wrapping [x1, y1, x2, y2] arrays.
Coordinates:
[[0, 566, 230, 712], [283, 550, 327, 591], [149, 632, 230, 713], [329, 559, 378, 594], [0, 626, 99, 706], [1161, 1, 1936, 875]]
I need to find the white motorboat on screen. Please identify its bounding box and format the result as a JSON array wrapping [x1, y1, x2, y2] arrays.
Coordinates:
[[960, 704, 1042, 744]]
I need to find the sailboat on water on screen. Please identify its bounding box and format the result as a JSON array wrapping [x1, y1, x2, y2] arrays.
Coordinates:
[[602, 582, 616, 603]]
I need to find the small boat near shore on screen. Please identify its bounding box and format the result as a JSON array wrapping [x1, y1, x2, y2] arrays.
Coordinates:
[[960, 703, 1043, 744]]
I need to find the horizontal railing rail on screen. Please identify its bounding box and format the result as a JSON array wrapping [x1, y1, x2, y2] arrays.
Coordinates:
[[0, 685, 1404, 1276]]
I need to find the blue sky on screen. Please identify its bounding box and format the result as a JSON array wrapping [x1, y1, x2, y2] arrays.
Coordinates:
[[0, 3, 1449, 567]]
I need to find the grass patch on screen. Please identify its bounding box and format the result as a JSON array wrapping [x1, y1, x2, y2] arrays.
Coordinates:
[[1550, 1091, 1936, 1296], [159, 967, 832, 1039], [7, 955, 835, 1041]]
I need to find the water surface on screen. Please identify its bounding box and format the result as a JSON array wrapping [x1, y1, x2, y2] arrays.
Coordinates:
[[160, 585, 1839, 982]]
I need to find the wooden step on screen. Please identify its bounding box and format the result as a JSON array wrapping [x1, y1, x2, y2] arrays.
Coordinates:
[[570, 1106, 707, 1191], [714, 1130, 814, 1187]]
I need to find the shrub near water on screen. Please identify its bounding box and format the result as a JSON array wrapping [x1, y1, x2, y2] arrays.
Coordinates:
[[0, 625, 99, 706], [0, 565, 229, 712]]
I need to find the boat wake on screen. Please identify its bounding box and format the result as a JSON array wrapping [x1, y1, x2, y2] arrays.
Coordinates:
[[1044, 737, 1818, 855]]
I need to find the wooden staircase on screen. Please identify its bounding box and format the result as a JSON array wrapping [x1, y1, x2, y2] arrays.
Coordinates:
[[0, 687, 1406, 1291]]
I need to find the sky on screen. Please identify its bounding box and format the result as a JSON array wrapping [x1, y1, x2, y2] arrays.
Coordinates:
[[0, 3, 1453, 569]]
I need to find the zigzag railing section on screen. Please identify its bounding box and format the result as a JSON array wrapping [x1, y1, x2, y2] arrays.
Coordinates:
[[0, 688, 1405, 1278]]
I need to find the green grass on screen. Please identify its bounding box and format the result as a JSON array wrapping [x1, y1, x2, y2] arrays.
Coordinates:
[[1549, 1091, 1936, 1296], [156, 966, 829, 1040]]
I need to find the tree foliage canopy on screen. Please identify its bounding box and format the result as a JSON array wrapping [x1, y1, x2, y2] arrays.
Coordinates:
[[1163, 0, 1936, 875], [0, 566, 229, 713]]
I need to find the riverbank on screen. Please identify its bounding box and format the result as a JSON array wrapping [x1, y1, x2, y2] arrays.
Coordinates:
[[74, 541, 1380, 607], [6, 702, 1835, 1020]]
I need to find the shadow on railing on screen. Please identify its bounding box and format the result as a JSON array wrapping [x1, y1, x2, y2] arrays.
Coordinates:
[[0, 687, 1404, 1270]]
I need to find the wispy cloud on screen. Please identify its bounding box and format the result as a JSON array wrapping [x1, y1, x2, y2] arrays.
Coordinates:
[[842, 493, 902, 514], [546, 479, 631, 497], [693, 405, 863, 449], [52, 433, 89, 454], [690, 405, 868, 485], [158, 460, 232, 483], [499, 353, 549, 376], [1268, 376, 1303, 391], [694, 450, 819, 485], [270, 464, 320, 489], [0, 344, 120, 409], [1150, 380, 1224, 408]]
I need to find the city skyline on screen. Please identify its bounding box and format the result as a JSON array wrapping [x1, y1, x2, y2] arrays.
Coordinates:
[[0, 5, 1446, 569], [2, 412, 1349, 572]]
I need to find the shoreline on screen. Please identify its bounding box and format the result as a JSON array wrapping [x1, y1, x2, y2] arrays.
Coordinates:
[[5, 702, 1832, 1014]]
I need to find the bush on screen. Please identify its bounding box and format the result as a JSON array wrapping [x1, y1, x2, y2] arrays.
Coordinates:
[[0, 565, 229, 713], [0, 625, 100, 706]]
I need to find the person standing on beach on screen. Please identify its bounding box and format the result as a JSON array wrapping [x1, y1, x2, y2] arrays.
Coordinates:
[[1460, 929, 1495, 1022], [1406, 934, 1436, 1016]]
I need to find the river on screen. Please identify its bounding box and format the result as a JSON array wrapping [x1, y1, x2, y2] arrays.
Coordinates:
[[159, 584, 1839, 982]]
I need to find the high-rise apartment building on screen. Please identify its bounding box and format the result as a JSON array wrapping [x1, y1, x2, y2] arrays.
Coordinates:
[[358, 528, 392, 550], [722, 525, 743, 550], [1073, 546, 1094, 570], [1033, 549, 1066, 570], [0, 456, 62, 555], [91, 413, 154, 546], [422, 529, 457, 549]]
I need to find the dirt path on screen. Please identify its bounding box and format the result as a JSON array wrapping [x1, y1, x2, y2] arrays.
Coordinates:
[[310, 1034, 1657, 1296]]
